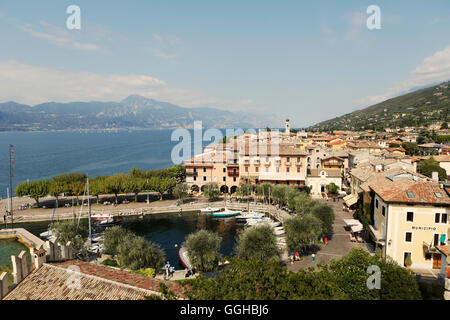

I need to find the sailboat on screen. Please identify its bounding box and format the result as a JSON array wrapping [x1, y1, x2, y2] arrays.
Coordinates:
[[39, 200, 58, 241]]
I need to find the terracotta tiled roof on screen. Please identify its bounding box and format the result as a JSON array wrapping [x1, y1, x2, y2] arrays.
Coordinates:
[[369, 179, 450, 205], [308, 168, 341, 177], [3, 260, 185, 300]]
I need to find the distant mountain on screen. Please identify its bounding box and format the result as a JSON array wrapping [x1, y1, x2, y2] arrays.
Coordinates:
[[309, 81, 450, 131], [0, 95, 280, 131]]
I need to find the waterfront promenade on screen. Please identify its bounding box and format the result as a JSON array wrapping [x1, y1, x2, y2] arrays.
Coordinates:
[[1, 195, 290, 223], [287, 198, 367, 271]]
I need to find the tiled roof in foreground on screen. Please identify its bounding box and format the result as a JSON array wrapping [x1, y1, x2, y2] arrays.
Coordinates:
[[3, 260, 185, 300]]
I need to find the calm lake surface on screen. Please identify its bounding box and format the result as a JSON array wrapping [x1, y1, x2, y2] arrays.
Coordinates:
[[0, 212, 244, 270], [0, 129, 221, 197]]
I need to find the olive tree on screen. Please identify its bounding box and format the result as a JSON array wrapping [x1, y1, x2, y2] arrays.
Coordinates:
[[202, 183, 220, 201], [284, 214, 322, 251], [236, 224, 281, 262], [185, 230, 222, 272]]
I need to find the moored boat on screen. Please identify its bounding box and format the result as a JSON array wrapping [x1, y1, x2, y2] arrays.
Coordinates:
[[200, 207, 221, 214], [212, 210, 240, 218], [178, 246, 193, 270]]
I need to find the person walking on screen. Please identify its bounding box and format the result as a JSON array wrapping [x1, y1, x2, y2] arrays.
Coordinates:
[[312, 253, 315, 262], [324, 237, 328, 245]]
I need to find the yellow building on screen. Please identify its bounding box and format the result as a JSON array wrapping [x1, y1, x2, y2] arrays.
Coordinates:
[[367, 178, 450, 270]]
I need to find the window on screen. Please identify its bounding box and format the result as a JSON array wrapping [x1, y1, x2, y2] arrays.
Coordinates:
[[297, 157, 300, 162], [382, 206, 385, 217], [233, 177, 236, 182], [203, 167, 206, 172], [223, 168, 226, 173], [435, 192, 443, 198], [287, 167, 290, 173], [255, 167, 259, 172], [245, 167, 248, 172], [406, 212, 414, 222], [193, 167, 197, 172], [223, 177, 226, 182], [276, 167, 279, 173], [375, 199, 379, 209], [406, 192, 415, 199], [434, 234, 439, 247], [193, 176, 196, 181], [203, 176, 206, 181], [435, 213, 440, 223], [442, 213, 448, 224], [405, 232, 412, 242], [297, 167, 300, 173], [286, 157, 290, 162]]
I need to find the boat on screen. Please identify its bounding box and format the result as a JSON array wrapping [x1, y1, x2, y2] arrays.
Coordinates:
[[200, 207, 221, 214], [96, 217, 121, 227], [39, 230, 56, 241], [91, 213, 114, 221], [87, 242, 104, 254], [235, 211, 265, 222], [178, 246, 193, 270], [89, 233, 104, 242], [212, 209, 240, 218]]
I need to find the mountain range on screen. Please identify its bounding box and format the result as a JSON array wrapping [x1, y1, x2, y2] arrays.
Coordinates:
[[310, 81, 450, 131], [0, 95, 281, 131]]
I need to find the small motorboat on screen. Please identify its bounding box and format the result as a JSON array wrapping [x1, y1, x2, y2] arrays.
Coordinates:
[[213, 210, 240, 218], [87, 242, 104, 254], [40, 230, 56, 241], [178, 246, 193, 270], [91, 213, 114, 221], [200, 207, 221, 214], [89, 233, 104, 242], [96, 217, 121, 227], [235, 212, 265, 222]]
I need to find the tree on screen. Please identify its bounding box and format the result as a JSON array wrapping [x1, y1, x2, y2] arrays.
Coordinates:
[[326, 183, 339, 196], [311, 203, 335, 236], [184, 230, 221, 272], [150, 177, 176, 200], [182, 257, 347, 300], [417, 157, 447, 181], [202, 183, 220, 201], [14, 181, 30, 198], [28, 180, 50, 207], [256, 182, 272, 204], [102, 226, 132, 256], [401, 142, 420, 156], [124, 175, 145, 202], [173, 183, 189, 201], [293, 193, 317, 216], [236, 224, 280, 262], [440, 122, 448, 130], [49, 176, 66, 208], [90, 176, 107, 204], [284, 214, 322, 251], [117, 234, 166, 270], [330, 248, 421, 300], [104, 174, 125, 203], [51, 220, 88, 260]]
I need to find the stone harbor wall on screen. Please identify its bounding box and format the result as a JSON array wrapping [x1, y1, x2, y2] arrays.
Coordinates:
[[0, 229, 73, 299]]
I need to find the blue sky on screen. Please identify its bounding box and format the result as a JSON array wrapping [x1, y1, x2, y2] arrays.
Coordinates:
[[0, 0, 449, 127]]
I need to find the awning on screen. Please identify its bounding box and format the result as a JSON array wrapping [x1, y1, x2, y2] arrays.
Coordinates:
[[344, 219, 361, 226], [351, 224, 364, 233], [368, 225, 385, 245], [343, 194, 358, 207]]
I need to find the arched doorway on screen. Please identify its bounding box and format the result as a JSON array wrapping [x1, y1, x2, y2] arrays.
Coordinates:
[[230, 186, 238, 194], [191, 185, 199, 192], [220, 185, 229, 194]]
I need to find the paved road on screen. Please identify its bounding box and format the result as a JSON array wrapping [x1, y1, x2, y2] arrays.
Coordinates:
[[286, 198, 367, 272]]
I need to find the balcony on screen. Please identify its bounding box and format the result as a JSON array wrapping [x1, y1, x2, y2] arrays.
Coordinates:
[[285, 161, 291, 166], [264, 160, 271, 166], [295, 161, 302, 166], [243, 159, 250, 166], [253, 159, 260, 165]]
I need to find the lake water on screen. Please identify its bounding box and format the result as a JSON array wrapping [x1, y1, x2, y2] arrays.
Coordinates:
[[0, 238, 30, 270], [0, 212, 244, 270], [0, 129, 218, 197]]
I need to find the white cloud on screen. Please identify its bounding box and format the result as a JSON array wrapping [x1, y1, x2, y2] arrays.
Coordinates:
[[0, 60, 260, 112], [357, 45, 450, 106], [18, 22, 101, 51]]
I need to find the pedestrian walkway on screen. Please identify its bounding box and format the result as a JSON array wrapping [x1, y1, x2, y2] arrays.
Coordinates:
[[287, 198, 366, 272]]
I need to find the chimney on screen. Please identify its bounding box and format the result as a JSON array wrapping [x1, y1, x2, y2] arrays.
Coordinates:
[[432, 171, 439, 182]]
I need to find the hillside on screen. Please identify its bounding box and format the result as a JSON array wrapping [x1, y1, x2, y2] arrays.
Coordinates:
[[0, 95, 280, 131], [310, 81, 450, 131]]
